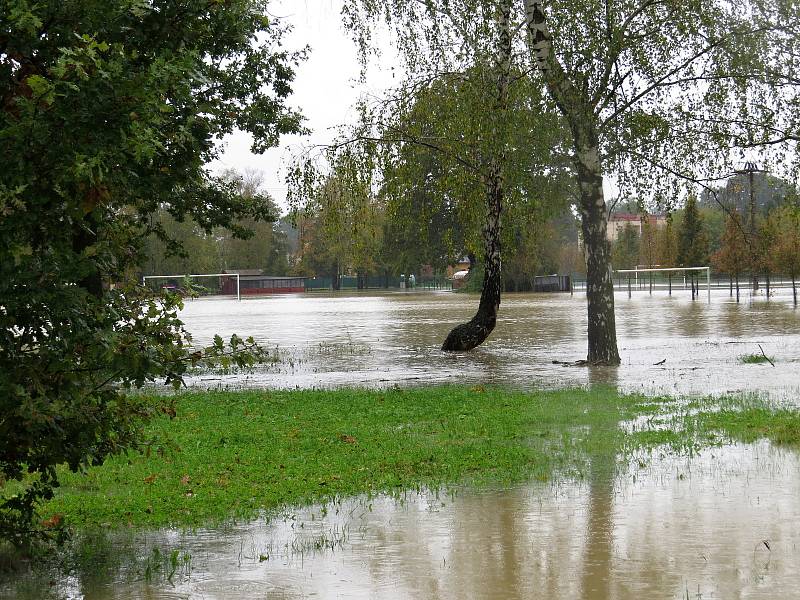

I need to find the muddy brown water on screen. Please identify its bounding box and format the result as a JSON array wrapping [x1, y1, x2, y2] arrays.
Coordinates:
[[6, 289, 800, 599], [178, 289, 800, 400], [35, 442, 800, 599]]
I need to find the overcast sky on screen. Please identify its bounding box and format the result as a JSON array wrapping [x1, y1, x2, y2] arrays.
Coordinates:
[[209, 0, 395, 210]]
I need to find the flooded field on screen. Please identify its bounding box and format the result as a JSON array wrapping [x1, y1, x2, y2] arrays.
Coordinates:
[[18, 442, 800, 599], [5, 289, 800, 600], [178, 288, 800, 400]]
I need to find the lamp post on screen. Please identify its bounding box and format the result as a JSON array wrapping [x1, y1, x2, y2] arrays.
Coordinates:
[[734, 161, 765, 292]]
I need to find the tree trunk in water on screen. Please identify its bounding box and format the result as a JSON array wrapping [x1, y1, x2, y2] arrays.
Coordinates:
[[524, 0, 619, 365], [576, 151, 621, 365], [332, 261, 340, 291], [766, 271, 770, 298], [442, 172, 503, 351], [729, 275, 733, 297], [735, 274, 740, 303], [442, 1, 511, 352], [793, 274, 797, 306]]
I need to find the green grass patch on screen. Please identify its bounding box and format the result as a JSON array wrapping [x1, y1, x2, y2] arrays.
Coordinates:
[[37, 387, 800, 533], [738, 353, 774, 364], [693, 407, 800, 446]]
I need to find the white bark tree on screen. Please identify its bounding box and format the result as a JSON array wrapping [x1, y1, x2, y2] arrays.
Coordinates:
[[340, 0, 800, 363]]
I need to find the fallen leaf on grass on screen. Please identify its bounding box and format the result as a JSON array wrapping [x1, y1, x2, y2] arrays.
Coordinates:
[[41, 513, 63, 528], [143, 474, 157, 484], [339, 434, 357, 444]]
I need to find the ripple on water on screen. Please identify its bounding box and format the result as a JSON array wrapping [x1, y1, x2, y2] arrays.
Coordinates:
[[37, 441, 800, 600], [175, 290, 800, 402]]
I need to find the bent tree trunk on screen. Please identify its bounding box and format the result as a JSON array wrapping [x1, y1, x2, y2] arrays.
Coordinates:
[[442, 0, 511, 352], [442, 171, 503, 351]]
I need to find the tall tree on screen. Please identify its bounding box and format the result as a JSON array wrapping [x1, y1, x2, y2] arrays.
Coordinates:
[[297, 0, 569, 350], [678, 195, 709, 298], [611, 223, 640, 270], [712, 212, 749, 302], [0, 0, 303, 544], [521, 0, 800, 360], [656, 214, 679, 294], [345, 0, 800, 363], [440, 0, 513, 350], [770, 204, 800, 305]]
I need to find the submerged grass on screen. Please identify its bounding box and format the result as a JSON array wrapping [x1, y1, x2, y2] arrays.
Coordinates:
[[738, 353, 775, 364], [694, 406, 800, 446], [41, 387, 662, 530], [37, 387, 800, 534]]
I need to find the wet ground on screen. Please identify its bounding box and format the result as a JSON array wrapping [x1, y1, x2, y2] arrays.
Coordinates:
[[5, 289, 800, 599], [178, 288, 800, 401], [31, 442, 800, 599]]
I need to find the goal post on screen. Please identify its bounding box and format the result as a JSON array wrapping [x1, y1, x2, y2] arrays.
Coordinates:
[[613, 266, 711, 303], [141, 273, 240, 301]]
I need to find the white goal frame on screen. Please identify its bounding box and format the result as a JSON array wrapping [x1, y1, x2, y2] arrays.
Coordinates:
[[613, 266, 711, 303], [141, 273, 240, 301]]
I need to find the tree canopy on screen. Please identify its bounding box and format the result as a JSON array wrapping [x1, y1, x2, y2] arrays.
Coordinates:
[[0, 0, 303, 545], [339, 0, 800, 363]]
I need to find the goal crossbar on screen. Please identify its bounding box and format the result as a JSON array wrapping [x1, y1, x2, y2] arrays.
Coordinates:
[[613, 266, 710, 303], [141, 273, 240, 301]]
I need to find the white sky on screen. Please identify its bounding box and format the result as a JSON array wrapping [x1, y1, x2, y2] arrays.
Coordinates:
[[209, 0, 396, 210], [207, 1, 627, 212]]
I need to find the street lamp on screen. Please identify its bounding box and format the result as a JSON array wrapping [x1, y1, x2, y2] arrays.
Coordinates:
[[734, 161, 766, 292]]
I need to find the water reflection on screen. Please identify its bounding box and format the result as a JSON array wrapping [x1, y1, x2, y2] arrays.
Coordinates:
[[177, 290, 800, 400], [20, 442, 798, 599]]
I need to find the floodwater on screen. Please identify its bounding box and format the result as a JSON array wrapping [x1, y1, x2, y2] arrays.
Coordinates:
[[178, 288, 800, 400], [25, 441, 800, 599], [6, 288, 800, 599]]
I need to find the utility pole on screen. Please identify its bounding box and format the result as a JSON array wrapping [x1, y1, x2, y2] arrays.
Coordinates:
[[735, 162, 764, 292]]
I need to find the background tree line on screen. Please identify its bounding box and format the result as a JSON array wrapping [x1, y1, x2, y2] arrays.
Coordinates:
[[142, 169, 291, 277], [608, 173, 800, 304]]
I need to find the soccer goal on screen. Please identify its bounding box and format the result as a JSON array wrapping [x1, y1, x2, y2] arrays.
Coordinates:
[[613, 266, 711, 303], [141, 273, 241, 301]]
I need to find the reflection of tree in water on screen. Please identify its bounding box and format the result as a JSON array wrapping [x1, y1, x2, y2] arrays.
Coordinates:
[[672, 300, 711, 339], [578, 382, 618, 600], [579, 444, 615, 599], [587, 365, 619, 389], [361, 491, 528, 599]]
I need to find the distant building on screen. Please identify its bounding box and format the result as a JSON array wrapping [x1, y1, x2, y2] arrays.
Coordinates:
[[451, 270, 470, 289], [606, 213, 667, 242], [221, 269, 305, 295], [446, 256, 472, 278]]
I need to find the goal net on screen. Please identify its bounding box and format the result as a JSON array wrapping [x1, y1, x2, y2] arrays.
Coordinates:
[[612, 266, 711, 302], [141, 273, 240, 301]]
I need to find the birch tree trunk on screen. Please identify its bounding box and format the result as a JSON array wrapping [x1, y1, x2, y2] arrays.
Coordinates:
[[442, 0, 512, 352], [524, 0, 620, 364], [574, 139, 620, 363], [442, 169, 504, 350]]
